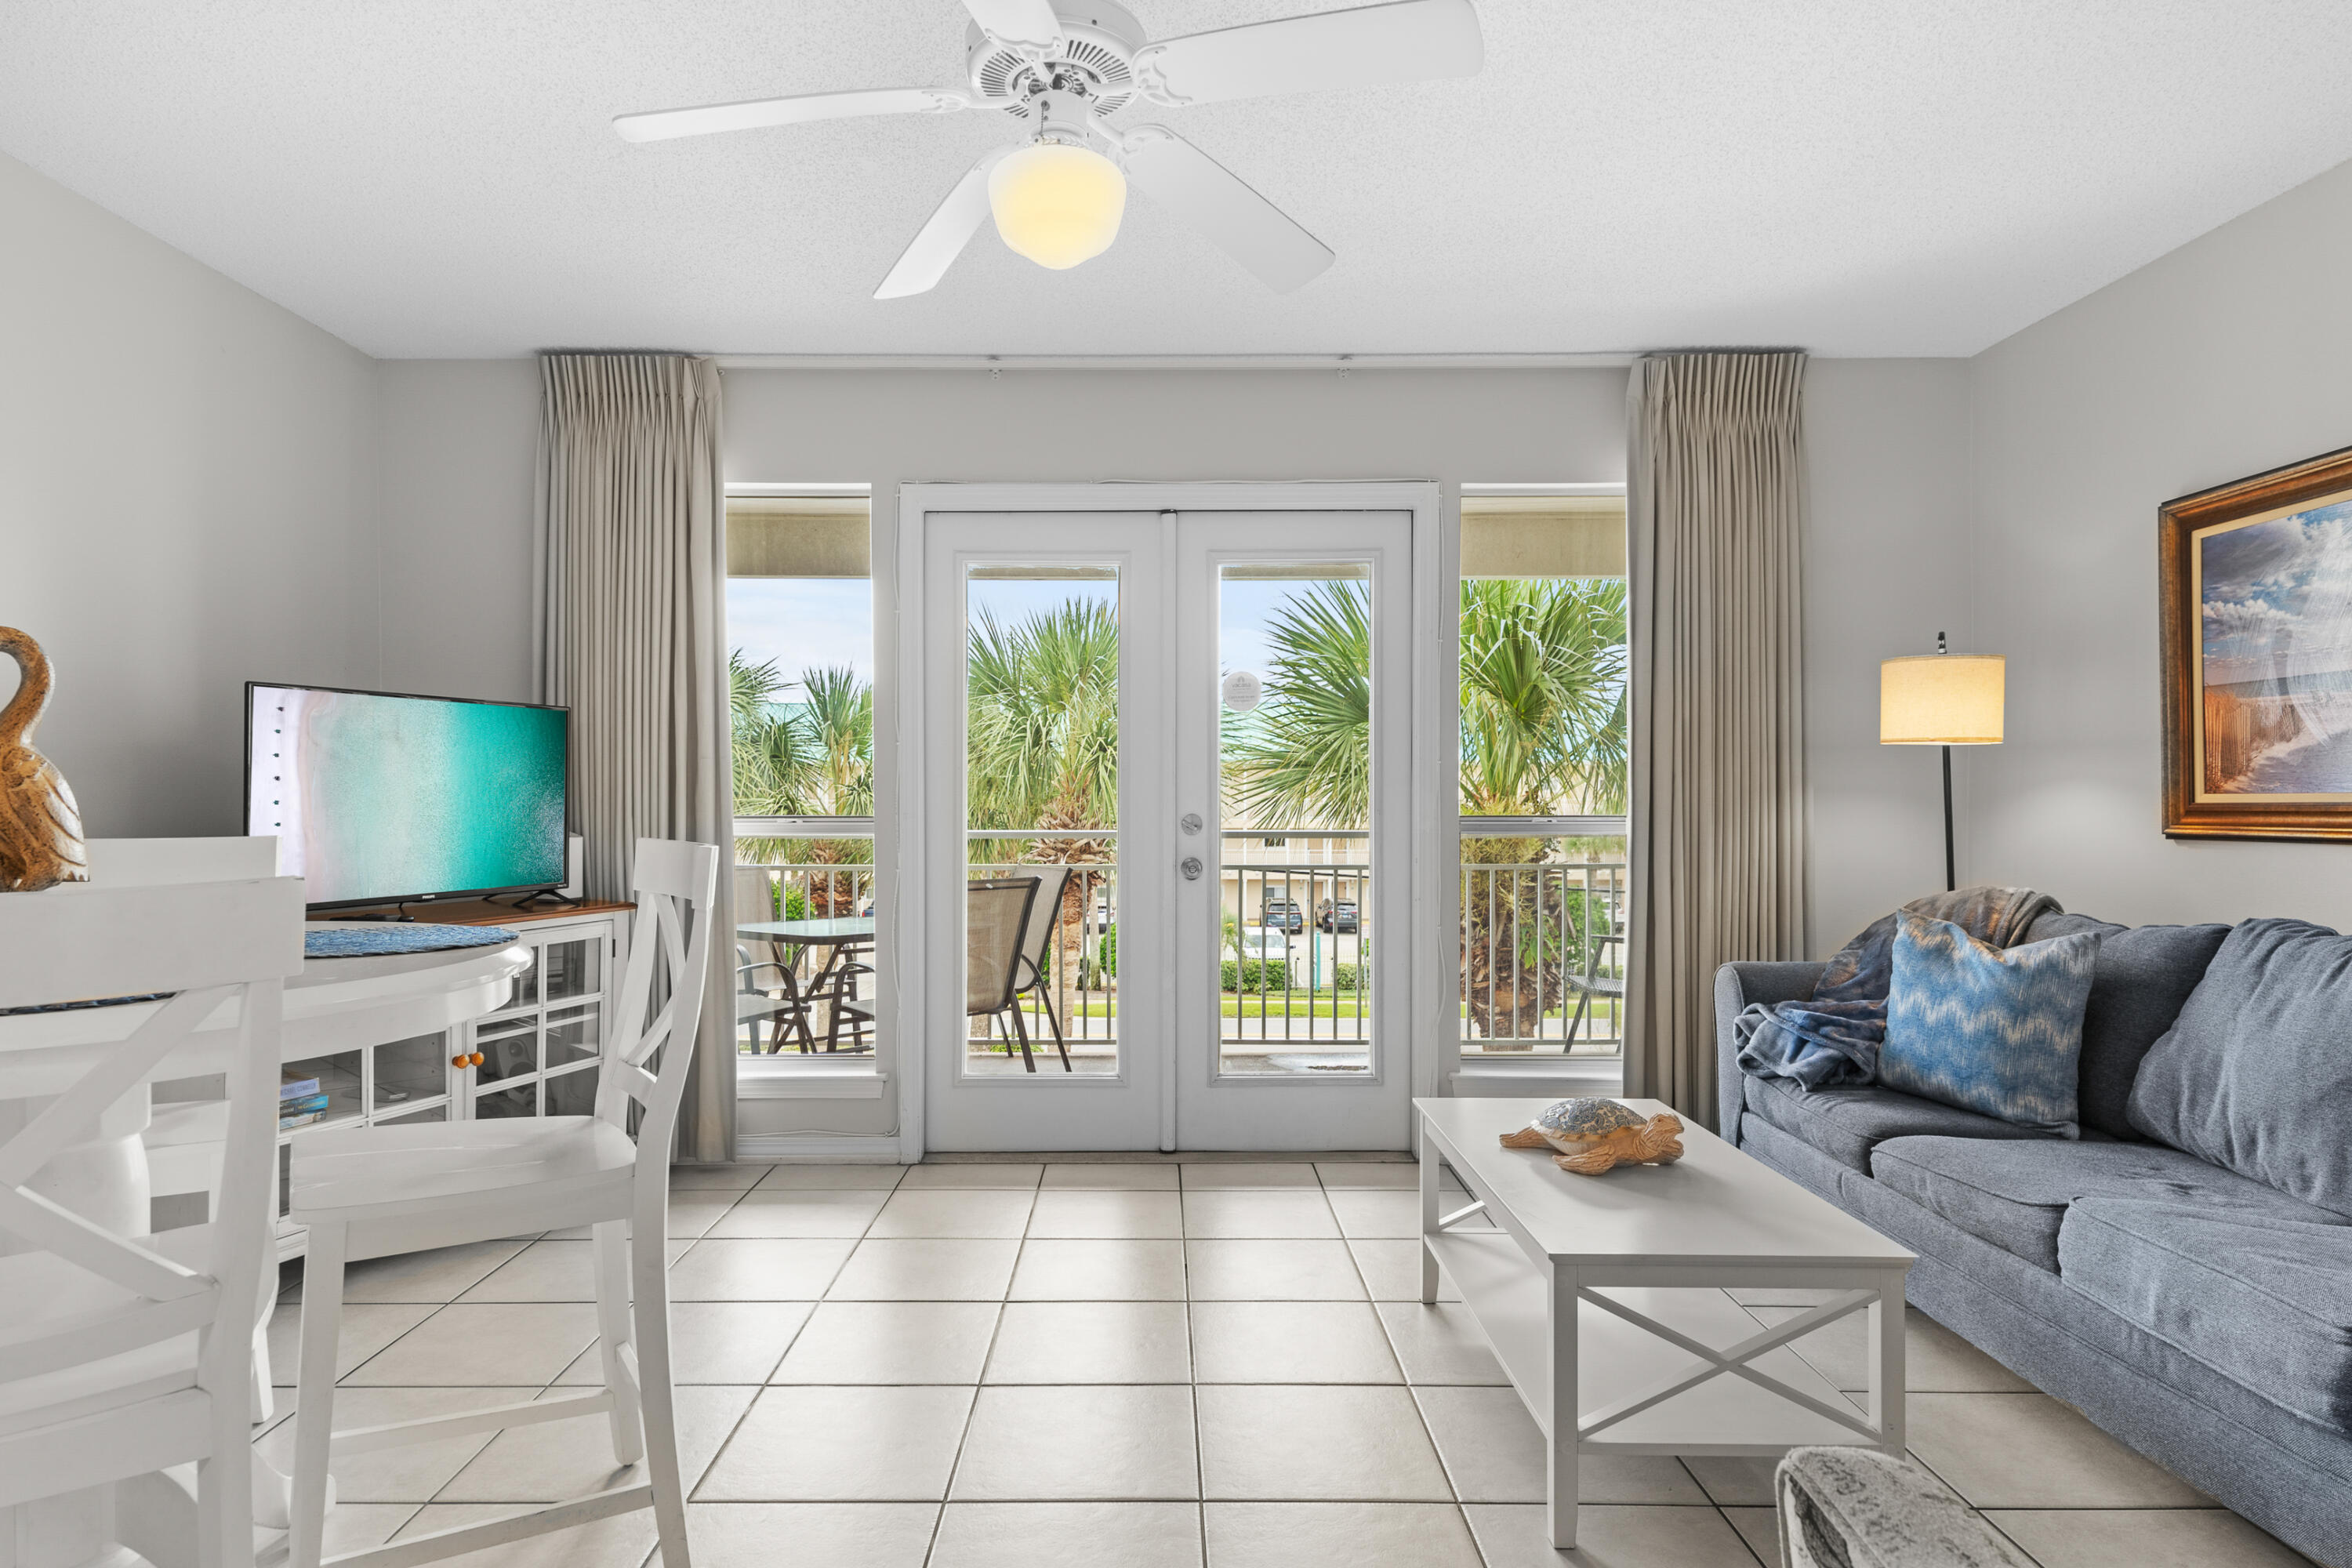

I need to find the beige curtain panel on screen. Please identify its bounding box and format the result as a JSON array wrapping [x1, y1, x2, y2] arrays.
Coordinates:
[[1624, 350, 1809, 1131], [536, 352, 736, 1162]]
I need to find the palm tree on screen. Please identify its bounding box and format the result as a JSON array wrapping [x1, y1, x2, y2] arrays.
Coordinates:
[[1223, 577, 1629, 1042], [964, 600, 1122, 1028], [730, 648, 873, 914]]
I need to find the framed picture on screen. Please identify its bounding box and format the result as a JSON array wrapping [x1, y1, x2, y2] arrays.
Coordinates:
[[2161, 443, 2352, 840]]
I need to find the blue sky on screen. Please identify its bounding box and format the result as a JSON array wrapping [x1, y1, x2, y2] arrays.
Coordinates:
[[724, 575, 1338, 691]]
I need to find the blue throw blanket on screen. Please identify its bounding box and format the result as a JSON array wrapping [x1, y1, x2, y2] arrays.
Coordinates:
[[1735, 885, 2061, 1087]]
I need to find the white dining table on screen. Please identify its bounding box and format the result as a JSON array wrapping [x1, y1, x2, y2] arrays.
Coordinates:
[[0, 934, 532, 1568]]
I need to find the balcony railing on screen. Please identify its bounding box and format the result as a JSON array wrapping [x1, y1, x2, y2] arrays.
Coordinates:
[[731, 821, 1627, 1064]]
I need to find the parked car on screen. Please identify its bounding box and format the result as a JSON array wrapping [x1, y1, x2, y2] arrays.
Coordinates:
[[1258, 898, 1304, 932], [1237, 930, 1286, 961], [1317, 898, 1359, 933]]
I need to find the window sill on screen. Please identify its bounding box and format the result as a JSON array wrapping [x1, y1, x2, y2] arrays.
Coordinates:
[[1450, 1054, 1624, 1097], [737, 1059, 890, 1099]]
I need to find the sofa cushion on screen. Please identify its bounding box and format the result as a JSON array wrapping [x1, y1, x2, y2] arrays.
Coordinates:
[[1883, 913, 2100, 1135], [1742, 1074, 2048, 1174], [2024, 912, 2232, 1140], [1867, 1134, 2328, 1272], [2058, 1197, 2352, 1433], [2128, 917, 2352, 1218]]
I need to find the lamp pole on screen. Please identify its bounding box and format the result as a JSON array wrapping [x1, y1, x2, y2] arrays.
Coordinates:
[[1937, 632, 1956, 892]]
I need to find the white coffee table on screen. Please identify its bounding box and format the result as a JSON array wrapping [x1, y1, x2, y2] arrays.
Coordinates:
[[1417, 1097, 1915, 1549]]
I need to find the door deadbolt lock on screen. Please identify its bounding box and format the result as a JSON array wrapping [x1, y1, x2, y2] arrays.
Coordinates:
[[1180, 812, 1203, 836], [1180, 856, 1203, 880]]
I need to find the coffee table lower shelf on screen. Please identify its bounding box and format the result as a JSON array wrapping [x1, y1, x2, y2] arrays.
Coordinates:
[[1425, 1228, 1878, 1454]]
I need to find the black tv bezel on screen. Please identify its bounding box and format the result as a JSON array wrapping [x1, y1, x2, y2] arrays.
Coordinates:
[[244, 680, 572, 913]]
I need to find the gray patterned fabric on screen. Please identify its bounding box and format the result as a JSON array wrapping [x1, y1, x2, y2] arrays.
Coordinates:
[[2022, 913, 2230, 1139], [2058, 1198, 2352, 1434], [1776, 1446, 2032, 1568], [2128, 917, 2352, 1217], [1736, 886, 2062, 1089], [1868, 1134, 2328, 1273], [1881, 913, 2098, 1135]]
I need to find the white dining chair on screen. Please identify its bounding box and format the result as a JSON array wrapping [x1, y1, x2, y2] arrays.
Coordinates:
[[285, 837, 719, 1568], [0, 869, 304, 1568]]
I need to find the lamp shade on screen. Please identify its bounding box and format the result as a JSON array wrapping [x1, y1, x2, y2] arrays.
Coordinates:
[[988, 142, 1126, 270], [1881, 654, 2005, 744]]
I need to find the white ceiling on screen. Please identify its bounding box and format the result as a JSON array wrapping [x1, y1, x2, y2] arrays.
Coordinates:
[[5, 2, 2350, 360]]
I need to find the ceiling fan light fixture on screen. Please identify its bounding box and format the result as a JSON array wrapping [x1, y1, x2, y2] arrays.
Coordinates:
[[987, 140, 1127, 270]]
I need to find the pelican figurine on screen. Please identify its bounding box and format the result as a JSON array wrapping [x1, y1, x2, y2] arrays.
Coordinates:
[[0, 626, 89, 891]]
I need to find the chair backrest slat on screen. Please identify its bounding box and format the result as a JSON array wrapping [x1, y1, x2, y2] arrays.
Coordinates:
[[0, 986, 223, 1186], [592, 839, 720, 1171], [0, 868, 298, 1420]]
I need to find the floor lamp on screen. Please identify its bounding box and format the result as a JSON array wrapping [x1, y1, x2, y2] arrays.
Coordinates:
[[1881, 633, 2005, 892]]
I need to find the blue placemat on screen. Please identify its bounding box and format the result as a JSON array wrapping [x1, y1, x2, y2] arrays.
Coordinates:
[[306, 924, 520, 958]]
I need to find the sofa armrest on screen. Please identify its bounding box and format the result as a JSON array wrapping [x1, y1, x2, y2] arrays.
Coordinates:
[[1715, 961, 1824, 1145]]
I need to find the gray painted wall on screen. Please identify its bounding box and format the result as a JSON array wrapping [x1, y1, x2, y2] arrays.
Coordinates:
[[1969, 158, 2352, 928], [1802, 359, 1978, 953], [2, 150, 379, 837]]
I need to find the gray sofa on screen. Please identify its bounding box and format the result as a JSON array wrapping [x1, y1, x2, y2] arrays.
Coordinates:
[[1715, 912, 2352, 1568]]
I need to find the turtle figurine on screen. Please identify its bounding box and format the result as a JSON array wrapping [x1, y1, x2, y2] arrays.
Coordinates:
[[1499, 1098, 1685, 1175]]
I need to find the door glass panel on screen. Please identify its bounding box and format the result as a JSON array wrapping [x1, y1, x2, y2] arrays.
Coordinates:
[[374, 1033, 449, 1110], [964, 563, 1120, 1077], [1216, 563, 1374, 1076], [281, 1051, 362, 1129], [547, 1005, 601, 1069], [378, 1104, 449, 1127], [543, 1063, 601, 1116], [544, 938, 599, 1003], [474, 1018, 538, 1083], [497, 945, 539, 1013], [475, 1082, 536, 1119]]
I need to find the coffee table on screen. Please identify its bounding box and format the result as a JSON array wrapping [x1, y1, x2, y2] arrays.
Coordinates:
[[1417, 1097, 1914, 1548]]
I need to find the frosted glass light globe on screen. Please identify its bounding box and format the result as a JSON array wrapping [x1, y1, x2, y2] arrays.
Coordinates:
[[988, 141, 1127, 270]]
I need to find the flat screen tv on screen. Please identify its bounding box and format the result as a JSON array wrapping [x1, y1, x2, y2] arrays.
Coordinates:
[[245, 683, 569, 910]]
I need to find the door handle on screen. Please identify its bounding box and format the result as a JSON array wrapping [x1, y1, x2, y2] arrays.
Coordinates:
[[1180, 857, 1203, 881]]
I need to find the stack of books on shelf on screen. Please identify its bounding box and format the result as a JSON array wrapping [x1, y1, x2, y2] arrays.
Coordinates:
[[281, 1074, 330, 1131]]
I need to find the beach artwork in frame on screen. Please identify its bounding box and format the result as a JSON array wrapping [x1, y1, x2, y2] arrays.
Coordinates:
[[2161, 443, 2352, 840]]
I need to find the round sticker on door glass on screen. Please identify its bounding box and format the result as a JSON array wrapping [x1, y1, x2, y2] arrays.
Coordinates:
[[1221, 670, 1263, 713]]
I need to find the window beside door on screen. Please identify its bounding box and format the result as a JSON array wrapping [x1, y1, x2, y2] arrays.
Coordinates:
[[1457, 491, 1629, 1060], [725, 492, 878, 1065]]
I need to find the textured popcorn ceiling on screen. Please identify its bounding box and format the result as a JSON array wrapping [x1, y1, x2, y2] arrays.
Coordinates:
[[3, 1, 2350, 358]]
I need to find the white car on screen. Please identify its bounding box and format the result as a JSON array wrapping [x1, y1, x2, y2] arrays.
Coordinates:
[[1236, 931, 1287, 961]]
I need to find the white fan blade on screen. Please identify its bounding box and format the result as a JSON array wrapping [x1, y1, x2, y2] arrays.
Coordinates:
[[962, 0, 1063, 50], [874, 148, 1011, 299], [1134, 0, 1483, 107], [1119, 127, 1334, 293], [615, 85, 972, 143]]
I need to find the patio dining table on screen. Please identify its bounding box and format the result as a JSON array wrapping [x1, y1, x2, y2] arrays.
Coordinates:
[[738, 917, 876, 1052]]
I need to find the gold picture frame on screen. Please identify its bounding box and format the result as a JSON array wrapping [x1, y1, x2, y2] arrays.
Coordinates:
[[2160, 443, 2352, 840]]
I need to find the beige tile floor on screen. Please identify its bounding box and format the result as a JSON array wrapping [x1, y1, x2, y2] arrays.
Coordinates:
[[260, 1159, 2319, 1568]]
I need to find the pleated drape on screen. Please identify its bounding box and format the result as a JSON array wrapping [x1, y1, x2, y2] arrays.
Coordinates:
[[536, 353, 735, 1161], [1624, 350, 1809, 1131]]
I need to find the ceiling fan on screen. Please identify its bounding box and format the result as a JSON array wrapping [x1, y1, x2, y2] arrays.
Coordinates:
[[614, 0, 1483, 299]]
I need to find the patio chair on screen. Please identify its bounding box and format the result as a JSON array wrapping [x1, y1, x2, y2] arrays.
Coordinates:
[[1007, 864, 1073, 1071], [967, 876, 1044, 1071], [1564, 903, 1626, 1048], [737, 941, 816, 1053]]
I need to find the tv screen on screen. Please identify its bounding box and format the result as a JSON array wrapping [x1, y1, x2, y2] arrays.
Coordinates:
[[245, 683, 569, 909]]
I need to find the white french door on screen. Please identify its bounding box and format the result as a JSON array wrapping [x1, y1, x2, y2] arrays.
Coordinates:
[[909, 489, 1436, 1154]]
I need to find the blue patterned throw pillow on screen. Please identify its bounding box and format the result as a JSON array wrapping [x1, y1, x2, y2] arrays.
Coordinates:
[[1882, 913, 2100, 1136]]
